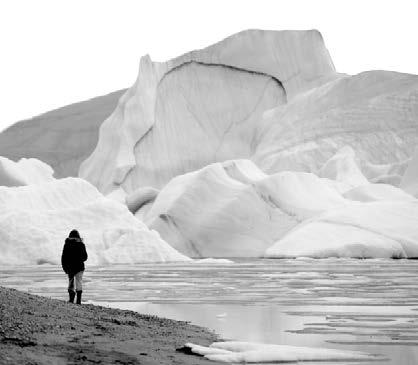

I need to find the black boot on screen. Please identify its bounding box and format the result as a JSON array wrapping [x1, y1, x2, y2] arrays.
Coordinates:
[[76, 290, 82, 305], [68, 290, 75, 303]]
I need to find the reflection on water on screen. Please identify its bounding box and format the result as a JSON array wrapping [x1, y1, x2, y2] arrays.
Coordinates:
[[1, 258, 418, 364]]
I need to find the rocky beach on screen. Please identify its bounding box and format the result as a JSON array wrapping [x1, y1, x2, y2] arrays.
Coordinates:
[[0, 286, 218, 365]]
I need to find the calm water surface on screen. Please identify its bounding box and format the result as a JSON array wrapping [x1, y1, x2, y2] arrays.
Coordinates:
[[1, 258, 418, 364]]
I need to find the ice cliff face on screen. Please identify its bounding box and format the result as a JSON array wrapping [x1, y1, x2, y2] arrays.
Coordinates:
[[80, 30, 338, 193]]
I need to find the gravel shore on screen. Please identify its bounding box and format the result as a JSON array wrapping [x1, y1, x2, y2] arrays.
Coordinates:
[[0, 286, 219, 364]]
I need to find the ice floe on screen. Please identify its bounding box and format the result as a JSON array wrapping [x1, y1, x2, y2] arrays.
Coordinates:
[[185, 341, 381, 363]]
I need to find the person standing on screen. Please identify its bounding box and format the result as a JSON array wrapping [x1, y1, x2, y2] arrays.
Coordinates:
[[61, 229, 88, 304]]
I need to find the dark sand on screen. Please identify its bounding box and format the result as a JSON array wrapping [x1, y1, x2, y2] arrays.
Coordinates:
[[0, 286, 219, 365]]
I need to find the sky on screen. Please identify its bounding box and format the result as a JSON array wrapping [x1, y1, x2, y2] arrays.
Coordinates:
[[0, 0, 417, 131]]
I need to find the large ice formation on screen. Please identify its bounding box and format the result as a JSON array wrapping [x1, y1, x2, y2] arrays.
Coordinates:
[[0, 177, 190, 266], [145, 160, 299, 257], [3, 29, 418, 260], [80, 30, 418, 199], [186, 341, 379, 363], [80, 30, 339, 194], [142, 159, 418, 258], [253, 71, 418, 176]]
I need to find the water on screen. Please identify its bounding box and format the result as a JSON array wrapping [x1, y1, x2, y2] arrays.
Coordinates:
[[1, 258, 418, 364]]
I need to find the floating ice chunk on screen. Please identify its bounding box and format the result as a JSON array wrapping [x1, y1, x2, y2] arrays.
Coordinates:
[[0, 177, 190, 265], [216, 313, 228, 318], [145, 160, 353, 257], [185, 341, 380, 363], [195, 258, 234, 264], [144, 159, 418, 259], [145, 162, 300, 257]]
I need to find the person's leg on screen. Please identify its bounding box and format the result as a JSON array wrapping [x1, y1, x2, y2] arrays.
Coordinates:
[[68, 274, 75, 303], [75, 271, 84, 304]]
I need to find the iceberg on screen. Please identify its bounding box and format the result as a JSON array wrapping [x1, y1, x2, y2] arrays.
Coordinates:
[[0, 177, 190, 266], [143, 160, 345, 257], [144, 160, 299, 257], [80, 29, 339, 194], [143, 158, 418, 259], [253, 71, 418, 175], [3, 29, 418, 260], [79, 31, 418, 202]]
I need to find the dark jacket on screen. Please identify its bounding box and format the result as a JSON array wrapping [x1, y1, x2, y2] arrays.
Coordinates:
[[61, 237, 88, 276]]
